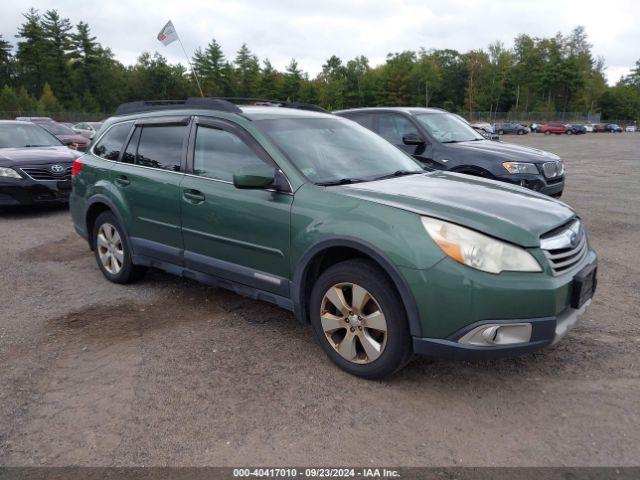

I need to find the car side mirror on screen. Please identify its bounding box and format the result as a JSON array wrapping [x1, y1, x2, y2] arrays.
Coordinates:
[[402, 133, 425, 146], [233, 164, 276, 190]]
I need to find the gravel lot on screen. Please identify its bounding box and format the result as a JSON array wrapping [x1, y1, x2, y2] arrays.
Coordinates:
[[1, 133, 639, 467]]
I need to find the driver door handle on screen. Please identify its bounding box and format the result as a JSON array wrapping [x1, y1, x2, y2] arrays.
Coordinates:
[[183, 189, 205, 204]]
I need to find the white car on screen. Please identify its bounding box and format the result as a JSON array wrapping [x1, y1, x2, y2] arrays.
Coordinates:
[[584, 124, 594, 133], [72, 122, 104, 139], [625, 125, 637, 132]]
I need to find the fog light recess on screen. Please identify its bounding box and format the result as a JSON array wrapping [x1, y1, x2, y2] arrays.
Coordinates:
[[458, 323, 532, 346]]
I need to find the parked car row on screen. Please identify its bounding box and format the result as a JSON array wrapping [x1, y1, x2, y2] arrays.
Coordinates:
[[528, 122, 627, 134]]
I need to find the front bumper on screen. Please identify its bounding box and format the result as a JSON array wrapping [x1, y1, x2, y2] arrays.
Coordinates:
[[496, 173, 565, 197], [0, 179, 72, 205], [401, 247, 597, 360], [412, 299, 592, 360]]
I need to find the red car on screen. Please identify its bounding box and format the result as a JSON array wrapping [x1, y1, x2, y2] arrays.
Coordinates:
[[15, 118, 89, 151], [540, 123, 570, 135]]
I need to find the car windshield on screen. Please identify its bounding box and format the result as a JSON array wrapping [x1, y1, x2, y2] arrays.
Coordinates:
[[88, 122, 103, 129], [414, 113, 484, 143], [38, 122, 75, 135], [255, 117, 423, 184], [0, 123, 62, 148]]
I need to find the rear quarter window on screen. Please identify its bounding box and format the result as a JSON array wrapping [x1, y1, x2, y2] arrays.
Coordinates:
[[93, 122, 133, 160]]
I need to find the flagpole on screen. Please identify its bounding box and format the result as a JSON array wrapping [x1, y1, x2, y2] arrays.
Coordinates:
[[178, 37, 204, 98]]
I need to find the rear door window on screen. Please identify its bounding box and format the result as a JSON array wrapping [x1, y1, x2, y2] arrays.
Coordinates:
[[135, 125, 187, 171], [93, 122, 133, 160]]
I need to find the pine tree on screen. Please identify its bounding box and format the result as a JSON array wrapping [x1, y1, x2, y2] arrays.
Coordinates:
[[192, 39, 228, 96], [282, 59, 302, 101], [234, 43, 259, 97], [0, 85, 19, 111], [258, 59, 280, 99], [17, 86, 37, 111], [0, 35, 13, 88], [41, 10, 73, 104], [15, 8, 47, 96], [38, 82, 60, 113]]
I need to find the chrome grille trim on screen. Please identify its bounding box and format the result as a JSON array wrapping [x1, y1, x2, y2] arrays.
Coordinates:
[[541, 219, 588, 275], [542, 160, 565, 179], [20, 166, 72, 181]]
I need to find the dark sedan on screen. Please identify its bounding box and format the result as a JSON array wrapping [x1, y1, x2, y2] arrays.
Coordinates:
[[604, 123, 623, 133], [493, 122, 529, 135], [33, 121, 89, 151], [0, 121, 80, 206], [568, 124, 588, 134]]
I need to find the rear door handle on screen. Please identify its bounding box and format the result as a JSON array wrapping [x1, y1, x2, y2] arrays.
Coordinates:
[[114, 175, 130, 187], [183, 189, 205, 203]]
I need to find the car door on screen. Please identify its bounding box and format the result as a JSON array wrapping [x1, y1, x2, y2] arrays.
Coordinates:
[[113, 116, 189, 264], [180, 116, 293, 296]]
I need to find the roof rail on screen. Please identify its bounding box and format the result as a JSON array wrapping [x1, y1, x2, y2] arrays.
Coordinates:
[[114, 97, 242, 116], [219, 97, 329, 113]]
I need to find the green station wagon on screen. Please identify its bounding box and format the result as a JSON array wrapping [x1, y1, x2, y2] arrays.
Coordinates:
[[70, 98, 598, 378]]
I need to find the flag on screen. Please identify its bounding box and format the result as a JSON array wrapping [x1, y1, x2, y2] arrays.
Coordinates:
[[157, 20, 179, 46]]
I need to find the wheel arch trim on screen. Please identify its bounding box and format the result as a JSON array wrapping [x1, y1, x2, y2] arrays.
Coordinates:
[[292, 236, 423, 337], [84, 194, 130, 248]]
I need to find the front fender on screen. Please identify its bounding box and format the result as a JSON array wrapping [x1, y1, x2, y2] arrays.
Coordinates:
[[290, 183, 446, 337]]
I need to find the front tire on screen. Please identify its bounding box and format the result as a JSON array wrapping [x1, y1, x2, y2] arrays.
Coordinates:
[[544, 130, 551, 135], [92, 211, 146, 284], [309, 259, 412, 379]]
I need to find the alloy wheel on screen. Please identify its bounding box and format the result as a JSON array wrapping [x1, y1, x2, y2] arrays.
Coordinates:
[[320, 282, 388, 364], [96, 223, 124, 275]]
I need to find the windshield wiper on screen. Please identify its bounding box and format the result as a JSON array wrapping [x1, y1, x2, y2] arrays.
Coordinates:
[[372, 170, 423, 181], [316, 178, 366, 186]]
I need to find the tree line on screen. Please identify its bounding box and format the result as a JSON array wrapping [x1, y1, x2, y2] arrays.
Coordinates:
[[0, 8, 639, 122]]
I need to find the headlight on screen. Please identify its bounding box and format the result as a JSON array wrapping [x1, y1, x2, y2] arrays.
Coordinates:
[[421, 217, 542, 274], [502, 162, 539, 175], [0, 167, 22, 179]]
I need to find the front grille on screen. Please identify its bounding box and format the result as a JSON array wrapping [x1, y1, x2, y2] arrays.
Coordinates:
[[541, 219, 588, 275], [21, 166, 72, 181], [542, 161, 565, 179]]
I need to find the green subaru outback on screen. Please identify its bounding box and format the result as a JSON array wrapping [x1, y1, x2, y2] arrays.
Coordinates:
[[70, 98, 597, 379]]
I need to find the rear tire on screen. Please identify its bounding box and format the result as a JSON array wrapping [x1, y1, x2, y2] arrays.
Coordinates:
[[92, 211, 146, 284], [309, 259, 412, 379]]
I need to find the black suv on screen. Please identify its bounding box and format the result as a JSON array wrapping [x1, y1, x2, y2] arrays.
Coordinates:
[[334, 108, 565, 197]]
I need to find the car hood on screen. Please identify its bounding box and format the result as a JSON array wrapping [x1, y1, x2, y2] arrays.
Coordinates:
[[0, 146, 79, 166], [446, 139, 560, 163], [336, 172, 575, 247], [56, 134, 88, 144]]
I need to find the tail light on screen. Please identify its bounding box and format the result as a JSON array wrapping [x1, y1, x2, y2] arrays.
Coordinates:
[[72, 159, 84, 177]]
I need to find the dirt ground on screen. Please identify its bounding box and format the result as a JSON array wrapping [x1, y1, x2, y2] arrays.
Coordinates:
[[0, 133, 639, 467]]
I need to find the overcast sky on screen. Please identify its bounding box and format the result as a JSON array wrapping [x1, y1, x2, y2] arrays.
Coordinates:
[[1, 0, 638, 84]]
